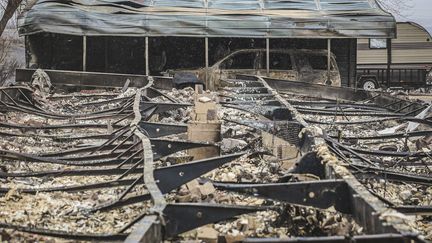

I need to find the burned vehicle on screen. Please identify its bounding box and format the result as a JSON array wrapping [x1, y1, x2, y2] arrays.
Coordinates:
[[169, 49, 341, 88]]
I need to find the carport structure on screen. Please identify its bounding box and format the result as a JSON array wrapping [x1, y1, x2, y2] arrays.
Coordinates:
[[19, 0, 396, 89], [4, 1, 430, 243]]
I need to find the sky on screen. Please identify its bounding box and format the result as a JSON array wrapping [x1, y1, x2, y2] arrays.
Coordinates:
[[397, 0, 432, 35]]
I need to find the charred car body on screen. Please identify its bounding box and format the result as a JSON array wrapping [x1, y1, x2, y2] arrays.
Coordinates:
[[169, 49, 341, 88]]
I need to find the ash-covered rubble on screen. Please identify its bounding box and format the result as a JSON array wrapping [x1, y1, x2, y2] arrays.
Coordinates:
[[280, 92, 432, 240], [0, 85, 154, 241], [1, 77, 427, 242], [154, 87, 364, 242]]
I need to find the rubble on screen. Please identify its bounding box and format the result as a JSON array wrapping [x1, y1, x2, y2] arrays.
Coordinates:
[[164, 86, 368, 241], [280, 91, 432, 239], [1, 76, 429, 242], [221, 138, 248, 152], [31, 69, 53, 98], [0, 86, 150, 240]]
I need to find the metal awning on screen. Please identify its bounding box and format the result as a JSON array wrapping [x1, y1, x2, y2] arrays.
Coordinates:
[[18, 0, 396, 38]]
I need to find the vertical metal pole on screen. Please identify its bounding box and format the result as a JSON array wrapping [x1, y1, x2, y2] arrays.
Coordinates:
[[25, 36, 28, 68], [386, 38, 392, 87], [145, 37, 149, 76], [266, 38, 270, 76], [352, 39, 357, 89], [104, 38, 108, 72], [327, 39, 331, 85], [205, 37, 209, 89], [82, 36, 87, 72]]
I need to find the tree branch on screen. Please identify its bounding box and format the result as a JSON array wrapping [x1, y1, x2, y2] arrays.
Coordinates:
[[377, 0, 414, 17], [0, 0, 24, 37]]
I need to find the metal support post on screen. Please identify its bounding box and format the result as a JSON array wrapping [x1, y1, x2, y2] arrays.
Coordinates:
[[83, 36, 87, 72], [145, 37, 149, 76], [387, 38, 392, 87], [205, 37, 209, 89], [266, 38, 270, 76], [327, 39, 331, 85]]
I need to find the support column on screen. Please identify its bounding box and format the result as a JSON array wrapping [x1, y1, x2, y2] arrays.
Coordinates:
[[327, 39, 331, 85], [266, 38, 270, 76], [145, 37, 149, 76], [82, 36, 87, 72], [205, 37, 209, 89], [104, 38, 108, 72], [387, 38, 392, 87]]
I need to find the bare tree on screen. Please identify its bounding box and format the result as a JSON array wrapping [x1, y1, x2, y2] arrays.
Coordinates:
[[0, 0, 24, 84], [0, 37, 17, 82], [0, 0, 23, 37], [376, 0, 413, 17]]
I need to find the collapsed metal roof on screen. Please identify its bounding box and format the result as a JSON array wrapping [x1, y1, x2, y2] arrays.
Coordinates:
[[18, 0, 396, 38]]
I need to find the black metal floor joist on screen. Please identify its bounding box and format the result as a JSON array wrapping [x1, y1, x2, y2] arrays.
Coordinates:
[[0, 73, 430, 242]]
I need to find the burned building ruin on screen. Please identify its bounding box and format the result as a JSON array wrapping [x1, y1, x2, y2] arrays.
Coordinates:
[[19, 0, 395, 89], [3, 1, 430, 243]]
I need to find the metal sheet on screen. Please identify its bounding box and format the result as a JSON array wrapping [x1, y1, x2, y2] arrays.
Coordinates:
[[18, 0, 396, 38]]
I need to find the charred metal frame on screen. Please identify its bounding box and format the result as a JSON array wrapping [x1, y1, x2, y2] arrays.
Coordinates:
[[15, 68, 174, 90], [0, 70, 429, 242], [218, 74, 429, 242]]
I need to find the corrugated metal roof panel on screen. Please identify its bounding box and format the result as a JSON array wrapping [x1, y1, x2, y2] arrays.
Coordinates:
[[18, 0, 396, 38]]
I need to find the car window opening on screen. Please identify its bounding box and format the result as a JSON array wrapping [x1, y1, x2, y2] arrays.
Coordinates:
[[308, 55, 330, 70], [270, 53, 293, 70]]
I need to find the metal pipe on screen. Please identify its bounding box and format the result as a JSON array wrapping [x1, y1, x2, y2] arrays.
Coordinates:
[[83, 36, 87, 71], [266, 38, 270, 76], [327, 39, 331, 85], [205, 37, 209, 89], [387, 38, 392, 87], [145, 37, 149, 76]]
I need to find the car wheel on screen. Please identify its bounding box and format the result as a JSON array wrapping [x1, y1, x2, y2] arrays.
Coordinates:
[[360, 79, 378, 90]]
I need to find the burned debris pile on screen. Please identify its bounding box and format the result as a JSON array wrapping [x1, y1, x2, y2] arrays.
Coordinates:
[[0, 73, 430, 242], [280, 91, 432, 239], [0, 85, 151, 239]]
